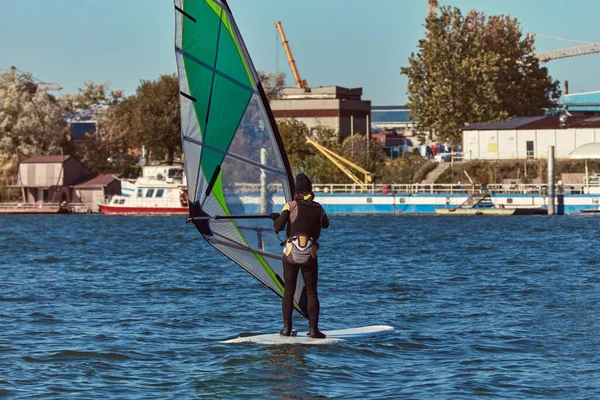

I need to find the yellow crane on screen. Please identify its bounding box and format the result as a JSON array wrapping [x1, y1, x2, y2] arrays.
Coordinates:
[[306, 136, 374, 188], [275, 21, 310, 92]]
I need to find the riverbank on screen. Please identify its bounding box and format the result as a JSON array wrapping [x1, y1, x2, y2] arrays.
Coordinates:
[[3, 182, 600, 215]]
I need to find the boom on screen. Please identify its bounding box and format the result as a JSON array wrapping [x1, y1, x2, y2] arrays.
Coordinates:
[[275, 21, 310, 91], [531, 34, 600, 62], [306, 136, 373, 188]]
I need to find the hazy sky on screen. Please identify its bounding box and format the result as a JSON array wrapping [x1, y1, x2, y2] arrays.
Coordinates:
[[1, 0, 599, 105]]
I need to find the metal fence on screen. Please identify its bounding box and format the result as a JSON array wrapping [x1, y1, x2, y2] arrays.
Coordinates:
[[312, 183, 588, 195]]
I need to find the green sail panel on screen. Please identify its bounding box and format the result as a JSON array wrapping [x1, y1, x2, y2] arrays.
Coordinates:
[[215, 12, 253, 89], [181, 0, 220, 66], [201, 74, 253, 184], [174, 0, 306, 318]]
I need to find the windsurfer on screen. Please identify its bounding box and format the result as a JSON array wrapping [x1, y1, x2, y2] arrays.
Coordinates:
[[272, 173, 329, 338]]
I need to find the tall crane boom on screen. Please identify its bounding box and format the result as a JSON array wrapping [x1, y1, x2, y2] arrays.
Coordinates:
[[537, 43, 600, 62], [8, 66, 62, 91], [531, 34, 600, 62], [275, 21, 310, 91]]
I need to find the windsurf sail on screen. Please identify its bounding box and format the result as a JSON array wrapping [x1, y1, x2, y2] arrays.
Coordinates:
[[174, 0, 308, 318]]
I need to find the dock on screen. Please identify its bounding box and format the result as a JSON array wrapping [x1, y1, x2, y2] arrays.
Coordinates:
[[0, 202, 95, 214]]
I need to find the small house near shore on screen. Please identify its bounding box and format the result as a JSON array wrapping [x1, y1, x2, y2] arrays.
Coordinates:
[[9, 155, 120, 211]]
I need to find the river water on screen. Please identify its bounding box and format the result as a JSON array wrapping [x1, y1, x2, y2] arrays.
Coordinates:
[[1, 215, 599, 399]]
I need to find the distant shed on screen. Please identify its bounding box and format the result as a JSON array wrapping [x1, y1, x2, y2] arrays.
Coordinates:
[[73, 174, 121, 212], [463, 115, 600, 160]]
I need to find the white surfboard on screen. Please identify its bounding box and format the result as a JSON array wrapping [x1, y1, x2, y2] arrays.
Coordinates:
[[221, 325, 394, 345]]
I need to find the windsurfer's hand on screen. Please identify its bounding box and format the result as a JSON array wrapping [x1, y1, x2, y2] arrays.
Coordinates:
[[270, 212, 280, 221]]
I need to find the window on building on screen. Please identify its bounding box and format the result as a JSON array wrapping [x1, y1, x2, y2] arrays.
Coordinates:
[[156, 189, 164, 198], [526, 141, 534, 160], [146, 189, 154, 197]]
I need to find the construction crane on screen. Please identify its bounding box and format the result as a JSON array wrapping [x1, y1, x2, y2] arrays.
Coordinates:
[[306, 136, 374, 189], [275, 21, 310, 92], [8, 66, 62, 91], [531, 34, 600, 62]]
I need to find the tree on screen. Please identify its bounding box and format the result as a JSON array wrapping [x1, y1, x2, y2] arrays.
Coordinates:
[[401, 6, 561, 143], [0, 69, 67, 174], [61, 81, 123, 112], [113, 74, 181, 164], [258, 71, 286, 100], [60, 81, 129, 174], [277, 118, 314, 175], [341, 134, 387, 176]]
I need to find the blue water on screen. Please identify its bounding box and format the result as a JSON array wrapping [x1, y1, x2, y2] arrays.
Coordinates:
[[1, 215, 600, 399]]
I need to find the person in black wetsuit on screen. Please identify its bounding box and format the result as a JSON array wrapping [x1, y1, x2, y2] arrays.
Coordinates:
[[271, 173, 329, 338]]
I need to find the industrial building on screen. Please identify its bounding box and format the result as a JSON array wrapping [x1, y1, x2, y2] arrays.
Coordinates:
[[462, 115, 600, 160], [564, 90, 600, 114], [270, 86, 371, 141], [371, 105, 415, 133]]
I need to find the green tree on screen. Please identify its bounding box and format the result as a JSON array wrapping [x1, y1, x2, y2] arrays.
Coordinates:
[[113, 74, 181, 164], [258, 71, 286, 100], [377, 153, 427, 184], [61, 81, 123, 111], [60, 81, 129, 174], [276, 118, 314, 175], [401, 6, 561, 143], [341, 135, 387, 176], [0, 69, 67, 174]]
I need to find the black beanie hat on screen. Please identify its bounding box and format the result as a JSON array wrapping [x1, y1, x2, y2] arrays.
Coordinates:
[[295, 173, 312, 193]]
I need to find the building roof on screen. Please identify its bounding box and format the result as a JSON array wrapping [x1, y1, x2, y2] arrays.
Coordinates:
[[563, 91, 600, 112], [74, 174, 120, 188], [21, 155, 72, 164], [372, 105, 409, 111], [464, 115, 600, 131], [279, 86, 363, 100], [371, 106, 413, 124]]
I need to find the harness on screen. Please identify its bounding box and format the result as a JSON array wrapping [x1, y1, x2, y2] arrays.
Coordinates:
[[279, 200, 322, 265], [283, 234, 319, 265]]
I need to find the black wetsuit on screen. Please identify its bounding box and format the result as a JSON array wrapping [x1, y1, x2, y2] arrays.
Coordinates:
[[274, 198, 329, 332]]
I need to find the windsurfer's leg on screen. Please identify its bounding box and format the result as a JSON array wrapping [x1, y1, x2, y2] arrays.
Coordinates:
[[301, 259, 325, 338], [281, 259, 298, 336]]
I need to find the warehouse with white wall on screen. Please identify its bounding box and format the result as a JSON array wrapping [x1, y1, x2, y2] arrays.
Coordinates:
[[463, 115, 600, 160]]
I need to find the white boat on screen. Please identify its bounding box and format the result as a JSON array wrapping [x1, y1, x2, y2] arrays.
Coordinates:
[[99, 165, 188, 215]]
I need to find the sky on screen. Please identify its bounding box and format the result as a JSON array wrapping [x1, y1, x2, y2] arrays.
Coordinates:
[[1, 0, 600, 105]]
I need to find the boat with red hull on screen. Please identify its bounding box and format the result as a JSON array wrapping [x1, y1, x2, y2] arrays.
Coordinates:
[[99, 165, 188, 215]]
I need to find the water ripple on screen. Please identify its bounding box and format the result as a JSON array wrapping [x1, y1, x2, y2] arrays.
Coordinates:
[[0, 215, 599, 398]]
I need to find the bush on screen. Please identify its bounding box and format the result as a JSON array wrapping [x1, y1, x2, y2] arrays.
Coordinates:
[[412, 161, 439, 183]]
